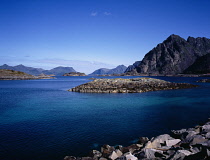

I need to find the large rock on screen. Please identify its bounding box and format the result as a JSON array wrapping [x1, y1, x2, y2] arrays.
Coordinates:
[[125, 152, 138, 160], [145, 134, 174, 149]]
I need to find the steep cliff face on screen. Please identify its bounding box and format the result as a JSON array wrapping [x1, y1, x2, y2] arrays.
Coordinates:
[[127, 34, 210, 75]]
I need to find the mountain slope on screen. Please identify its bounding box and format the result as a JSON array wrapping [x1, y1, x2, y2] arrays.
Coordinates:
[[43, 66, 76, 76], [126, 34, 210, 75], [89, 65, 127, 75], [106, 65, 127, 74], [183, 53, 210, 74]]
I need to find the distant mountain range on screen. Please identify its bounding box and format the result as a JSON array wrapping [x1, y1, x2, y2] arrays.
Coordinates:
[[125, 34, 210, 75], [89, 65, 127, 76], [0, 64, 76, 76]]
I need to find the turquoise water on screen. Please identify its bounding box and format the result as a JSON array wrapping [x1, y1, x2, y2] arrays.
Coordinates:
[[0, 76, 210, 160]]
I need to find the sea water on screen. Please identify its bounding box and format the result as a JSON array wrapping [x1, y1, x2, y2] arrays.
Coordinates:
[[0, 76, 210, 160]]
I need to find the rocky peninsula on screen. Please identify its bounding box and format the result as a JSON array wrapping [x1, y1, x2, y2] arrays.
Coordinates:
[[64, 118, 210, 160], [0, 69, 55, 80], [69, 78, 197, 93]]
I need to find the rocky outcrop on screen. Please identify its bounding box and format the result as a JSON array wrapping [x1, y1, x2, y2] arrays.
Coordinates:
[[63, 72, 86, 76], [184, 53, 210, 74], [64, 118, 210, 160], [89, 65, 127, 76], [126, 34, 210, 75], [196, 79, 210, 83], [37, 73, 56, 79], [0, 69, 54, 80], [68, 78, 197, 93]]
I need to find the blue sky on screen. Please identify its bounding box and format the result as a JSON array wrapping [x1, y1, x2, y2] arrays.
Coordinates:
[[0, 0, 210, 73]]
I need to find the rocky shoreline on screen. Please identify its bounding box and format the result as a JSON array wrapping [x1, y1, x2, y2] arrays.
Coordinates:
[[69, 78, 197, 93], [64, 118, 210, 160]]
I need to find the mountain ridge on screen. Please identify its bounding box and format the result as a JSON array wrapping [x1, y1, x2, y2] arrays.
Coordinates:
[[0, 64, 76, 76], [126, 34, 210, 75], [89, 65, 127, 76]]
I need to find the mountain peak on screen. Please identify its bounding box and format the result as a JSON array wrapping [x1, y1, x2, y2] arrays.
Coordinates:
[[165, 34, 184, 42]]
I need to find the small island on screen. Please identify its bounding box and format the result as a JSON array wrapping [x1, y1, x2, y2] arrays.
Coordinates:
[[63, 72, 86, 76], [68, 78, 197, 93], [0, 69, 55, 80], [196, 79, 210, 83]]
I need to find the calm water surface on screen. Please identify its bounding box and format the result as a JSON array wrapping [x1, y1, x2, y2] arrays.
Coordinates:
[[0, 76, 210, 160]]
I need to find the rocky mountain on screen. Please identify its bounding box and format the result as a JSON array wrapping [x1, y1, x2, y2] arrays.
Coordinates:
[[0, 64, 44, 75], [0, 64, 76, 76], [125, 61, 141, 72], [126, 34, 210, 75], [89, 65, 127, 76], [43, 66, 76, 76], [106, 65, 127, 75], [184, 53, 210, 74], [89, 68, 111, 76]]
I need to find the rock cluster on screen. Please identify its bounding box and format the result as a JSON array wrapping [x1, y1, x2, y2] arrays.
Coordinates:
[[64, 119, 210, 160], [69, 78, 197, 93], [196, 79, 210, 83]]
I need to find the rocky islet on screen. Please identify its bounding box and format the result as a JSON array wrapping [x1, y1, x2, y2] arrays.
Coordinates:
[[69, 78, 197, 93]]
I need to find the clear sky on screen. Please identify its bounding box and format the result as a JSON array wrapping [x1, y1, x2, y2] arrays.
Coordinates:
[[0, 0, 210, 73]]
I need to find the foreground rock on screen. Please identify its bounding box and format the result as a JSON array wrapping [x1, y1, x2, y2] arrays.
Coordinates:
[[0, 69, 54, 80], [64, 118, 210, 160], [68, 78, 197, 93], [63, 72, 86, 76], [196, 79, 210, 83]]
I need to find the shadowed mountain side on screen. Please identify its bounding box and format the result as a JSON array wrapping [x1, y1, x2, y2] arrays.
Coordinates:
[[183, 53, 210, 74]]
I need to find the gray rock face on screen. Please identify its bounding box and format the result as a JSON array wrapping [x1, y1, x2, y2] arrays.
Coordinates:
[[126, 34, 210, 75], [89, 65, 127, 76]]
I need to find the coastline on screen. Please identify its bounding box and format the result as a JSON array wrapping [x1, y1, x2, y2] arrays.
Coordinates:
[[65, 118, 210, 160]]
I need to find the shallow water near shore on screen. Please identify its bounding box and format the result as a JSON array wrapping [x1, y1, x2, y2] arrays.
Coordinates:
[[0, 76, 210, 160]]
